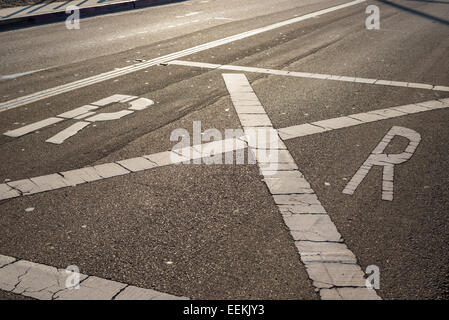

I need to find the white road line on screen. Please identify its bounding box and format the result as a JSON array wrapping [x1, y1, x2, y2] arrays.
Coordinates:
[[0, 0, 366, 112], [0, 254, 188, 300], [46, 121, 90, 145], [1, 98, 446, 202], [168, 60, 449, 92], [4, 117, 64, 138], [223, 73, 380, 300], [278, 98, 449, 140], [0, 138, 247, 201]]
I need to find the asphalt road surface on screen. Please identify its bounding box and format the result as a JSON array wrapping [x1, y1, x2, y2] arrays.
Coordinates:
[[0, 0, 448, 300]]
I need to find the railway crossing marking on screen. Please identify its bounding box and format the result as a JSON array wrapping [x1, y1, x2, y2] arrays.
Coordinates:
[[223, 73, 381, 300]]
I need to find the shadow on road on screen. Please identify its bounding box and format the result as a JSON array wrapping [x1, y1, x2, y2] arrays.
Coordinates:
[[376, 0, 449, 26]]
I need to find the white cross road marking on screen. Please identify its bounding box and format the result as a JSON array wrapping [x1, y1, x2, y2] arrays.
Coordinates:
[[0, 254, 188, 300], [222, 73, 381, 300], [0, 0, 366, 112], [0, 98, 446, 202], [3, 95, 154, 145], [277, 98, 449, 140], [168, 60, 449, 92], [342, 126, 421, 201]]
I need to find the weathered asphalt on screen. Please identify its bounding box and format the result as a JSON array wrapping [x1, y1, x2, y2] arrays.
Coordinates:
[[0, 0, 448, 299]]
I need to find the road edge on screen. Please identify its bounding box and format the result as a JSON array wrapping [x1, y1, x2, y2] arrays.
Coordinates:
[[0, 0, 184, 31]]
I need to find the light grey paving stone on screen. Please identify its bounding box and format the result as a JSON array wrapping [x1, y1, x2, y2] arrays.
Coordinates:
[[312, 116, 362, 130], [57, 105, 98, 119], [407, 82, 433, 90], [55, 276, 126, 300], [93, 163, 130, 179], [368, 108, 406, 118], [74, 111, 96, 120], [263, 176, 312, 194], [278, 123, 328, 140], [354, 77, 377, 84], [86, 110, 134, 122], [4, 117, 64, 138], [259, 163, 298, 172], [273, 194, 322, 205], [91, 94, 136, 106], [0, 260, 34, 292], [60, 167, 102, 185], [239, 114, 272, 127], [305, 263, 366, 289], [128, 98, 154, 111], [337, 76, 356, 82], [235, 105, 266, 114], [417, 100, 447, 110], [144, 151, 186, 167], [192, 138, 247, 158], [285, 214, 342, 242], [434, 86, 449, 92], [296, 241, 357, 264], [172, 146, 203, 163], [388, 81, 408, 88], [374, 80, 392, 86], [230, 99, 262, 106], [114, 286, 188, 300], [279, 204, 327, 215], [46, 121, 90, 144], [0, 255, 16, 268], [6, 179, 42, 195], [261, 170, 303, 179], [309, 73, 331, 80], [116, 157, 157, 172], [392, 104, 428, 114], [30, 174, 71, 191], [288, 71, 314, 78], [255, 149, 295, 164], [231, 93, 260, 101], [8, 261, 88, 300], [320, 287, 381, 300], [0, 183, 21, 200], [348, 112, 385, 122], [244, 128, 286, 150]]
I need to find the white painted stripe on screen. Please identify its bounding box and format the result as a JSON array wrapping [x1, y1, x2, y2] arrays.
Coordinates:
[[4, 117, 64, 138], [278, 98, 449, 140], [57, 105, 98, 119], [222, 73, 380, 300], [0, 140, 247, 201], [168, 60, 449, 92], [46, 121, 90, 145], [0, 0, 366, 112], [1, 98, 447, 202], [0, 69, 47, 81], [0, 254, 187, 300]]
